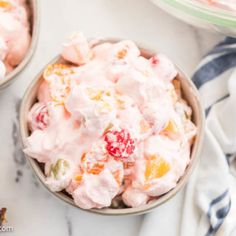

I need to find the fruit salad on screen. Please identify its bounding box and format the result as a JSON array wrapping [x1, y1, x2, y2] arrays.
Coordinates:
[[0, 0, 31, 79], [24, 32, 197, 209]]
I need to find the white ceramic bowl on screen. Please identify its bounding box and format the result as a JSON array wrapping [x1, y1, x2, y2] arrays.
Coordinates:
[[19, 39, 204, 215]]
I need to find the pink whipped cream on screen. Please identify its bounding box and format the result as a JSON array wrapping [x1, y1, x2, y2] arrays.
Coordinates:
[[25, 32, 197, 209], [0, 0, 31, 79]]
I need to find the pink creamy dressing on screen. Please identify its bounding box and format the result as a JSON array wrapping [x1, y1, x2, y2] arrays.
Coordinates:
[[25, 32, 197, 209], [0, 0, 31, 79]]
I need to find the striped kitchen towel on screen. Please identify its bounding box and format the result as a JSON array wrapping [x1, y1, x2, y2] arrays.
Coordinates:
[[139, 38, 236, 236]]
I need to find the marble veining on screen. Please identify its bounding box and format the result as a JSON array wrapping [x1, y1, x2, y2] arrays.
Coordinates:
[[0, 0, 223, 235], [65, 209, 73, 236], [12, 99, 27, 187]]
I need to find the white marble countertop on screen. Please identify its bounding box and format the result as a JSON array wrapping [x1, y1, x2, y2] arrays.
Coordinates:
[[0, 0, 223, 235]]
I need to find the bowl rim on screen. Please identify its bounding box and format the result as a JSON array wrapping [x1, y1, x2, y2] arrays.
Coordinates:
[[19, 38, 205, 216], [0, 0, 40, 89], [154, 0, 236, 27]]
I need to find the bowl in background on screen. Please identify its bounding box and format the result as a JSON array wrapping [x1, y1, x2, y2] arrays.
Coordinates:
[[151, 0, 236, 37], [0, 0, 39, 90]]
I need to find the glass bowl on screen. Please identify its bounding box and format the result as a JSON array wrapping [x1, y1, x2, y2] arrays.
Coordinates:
[[151, 0, 236, 37]]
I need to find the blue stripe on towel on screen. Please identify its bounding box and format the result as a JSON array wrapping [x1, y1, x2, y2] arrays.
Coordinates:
[[192, 37, 236, 90], [205, 199, 231, 236], [192, 53, 236, 89], [207, 47, 236, 57], [216, 203, 231, 219], [215, 37, 236, 48], [206, 37, 236, 56], [226, 153, 236, 166], [226, 154, 232, 166], [208, 190, 229, 207], [205, 94, 229, 117], [205, 190, 231, 236]]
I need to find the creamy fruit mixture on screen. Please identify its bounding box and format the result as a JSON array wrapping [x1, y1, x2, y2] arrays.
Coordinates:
[[25, 33, 197, 209], [198, 0, 236, 11], [0, 0, 31, 80]]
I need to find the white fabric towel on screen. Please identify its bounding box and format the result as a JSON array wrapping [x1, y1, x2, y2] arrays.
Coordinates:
[[139, 37, 236, 236]]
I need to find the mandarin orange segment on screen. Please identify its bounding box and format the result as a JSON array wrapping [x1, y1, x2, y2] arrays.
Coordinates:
[[75, 175, 83, 184], [0, 0, 11, 8], [80, 152, 108, 175], [172, 79, 181, 98], [169, 89, 178, 103], [145, 155, 170, 180], [155, 158, 170, 178], [87, 163, 104, 175], [164, 120, 178, 134]]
